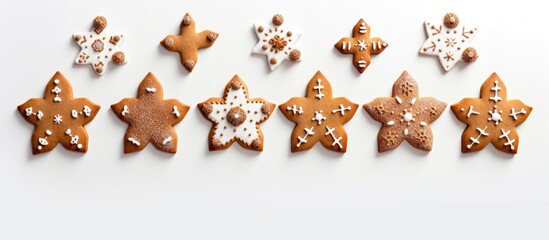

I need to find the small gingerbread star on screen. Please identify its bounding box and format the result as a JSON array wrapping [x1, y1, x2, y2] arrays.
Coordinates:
[[197, 75, 275, 151], [161, 13, 218, 72], [451, 73, 532, 154], [17, 72, 100, 154], [73, 16, 126, 75], [279, 71, 358, 153], [335, 19, 388, 73], [364, 71, 447, 152], [252, 14, 302, 71], [419, 13, 478, 72], [111, 73, 189, 153]]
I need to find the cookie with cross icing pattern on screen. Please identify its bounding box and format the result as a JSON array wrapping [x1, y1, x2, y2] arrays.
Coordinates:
[[198, 75, 275, 151], [73, 16, 126, 75], [111, 73, 189, 153], [279, 71, 358, 153], [364, 71, 447, 152], [161, 13, 218, 72], [17, 72, 100, 154], [451, 73, 532, 154], [419, 13, 478, 72], [335, 19, 388, 73]]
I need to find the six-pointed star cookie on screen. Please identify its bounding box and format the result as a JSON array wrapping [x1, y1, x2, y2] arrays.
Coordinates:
[[197, 75, 275, 151], [335, 19, 388, 73], [17, 71, 100, 154], [279, 71, 358, 153], [111, 73, 189, 153], [419, 13, 478, 72], [73, 16, 126, 75], [364, 71, 447, 152], [451, 73, 532, 154], [161, 13, 218, 72], [252, 14, 302, 71]]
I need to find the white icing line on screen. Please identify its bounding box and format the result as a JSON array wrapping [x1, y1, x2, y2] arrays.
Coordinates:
[[146, 87, 156, 93], [403, 128, 409, 136], [332, 104, 351, 116], [489, 80, 502, 103], [313, 79, 325, 99], [162, 136, 172, 146], [467, 126, 489, 149], [359, 22, 367, 34], [172, 106, 180, 117], [386, 121, 395, 126], [466, 105, 479, 118], [121, 105, 129, 116], [286, 105, 303, 115], [499, 128, 515, 150], [410, 98, 416, 105], [325, 126, 342, 149], [509, 108, 526, 120], [395, 97, 402, 104], [296, 127, 314, 147], [128, 137, 140, 146], [420, 121, 427, 126], [358, 60, 366, 68]]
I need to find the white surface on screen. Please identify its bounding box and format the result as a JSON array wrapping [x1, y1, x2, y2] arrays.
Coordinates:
[[1, 0, 547, 239]]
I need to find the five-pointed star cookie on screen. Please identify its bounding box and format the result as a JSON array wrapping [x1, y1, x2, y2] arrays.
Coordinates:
[[111, 73, 189, 153], [161, 13, 218, 72], [279, 71, 358, 153], [364, 71, 447, 152], [252, 14, 302, 71], [419, 13, 478, 72], [451, 73, 532, 154], [335, 19, 388, 73], [197, 75, 275, 151], [17, 72, 100, 154], [73, 16, 126, 75]]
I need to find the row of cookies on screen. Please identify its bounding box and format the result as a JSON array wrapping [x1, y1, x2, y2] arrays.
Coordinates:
[[18, 71, 531, 155], [75, 12, 476, 75]]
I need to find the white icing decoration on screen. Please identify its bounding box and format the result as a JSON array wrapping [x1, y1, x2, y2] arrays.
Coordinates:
[[51, 86, 61, 102], [386, 121, 395, 126], [420, 121, 427, 126], [25, 107, 33, 116], [357, 59, 367, 68], [38, 138, 48, 146], [312, 110, 326, 125], [404, 128, 409, 136], [355, 40, 367, 51], [466, 105, 479, 118], [252, 20, 301, 71], [162, 136, 172, 146], [313, 79, 325, 99], [172, 106, 180, 118], [372, 41, 382, 50], [359, 22, 367, 34], [77, 144, 82, 149], [467, 126, 489, 149], [53, 79, 60, 84], [121, 105, 129, 116], [400, 109, 415, 125], [83, 106, 91, 116], [509, 108, 527, 120], [419, 20, 478, 71], [145, 87, 156, 93], [71, 110, 78, 118], [45, 130, 52, 135], [297, 127, 314, 147], [127, 137, 140, 146], [286, 105, 303, 115], [37, 111, 43, 119], [342, 41, 352, 51], [53, 114, 63, 124], [332, 104, 351, 116], [395, 97, 402, 104], [499, 128, 515, 150], [25, 107, 44, 120], [488, 106, 503, 125], [490, 80, 502, 103], [410, 98, 416, 105], [325, 126, 342, 149], [64, 128, 82, 149]]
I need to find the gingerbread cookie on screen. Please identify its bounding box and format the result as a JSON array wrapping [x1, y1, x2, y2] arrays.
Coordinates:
[[279, 71, 358, 153], [364, 71, 446, 152], [111, 73, 189, 153], [161, 13, 218, 72], [419, 13, 478, 71], [252, 14, 302, 71], [451, 73, 532, 154], [73, 16, 126, 75], [17, 72, 100, 154], [335, 19, 388, 73], [197, 75, 275, 151]]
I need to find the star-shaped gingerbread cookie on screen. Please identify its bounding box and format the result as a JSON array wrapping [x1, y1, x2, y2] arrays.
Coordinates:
[[279, 71, 358, 153], [161, 13, 218, 72], [111, 73, 189, 153], [419, 13, 478, 72], [335, 19, 388, 73], [73, 16, 126, 75], [364, 71, 447, 152], [17, 72, 100, 154], [252, 14, 302, 71], [451, 73, 532, 154], [197, 75, 275, 151]]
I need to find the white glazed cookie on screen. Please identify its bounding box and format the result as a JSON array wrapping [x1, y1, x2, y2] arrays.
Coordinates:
[[419, 13, 478, 72], [73, 16, 126, 75], [252, 14, 302, 71]]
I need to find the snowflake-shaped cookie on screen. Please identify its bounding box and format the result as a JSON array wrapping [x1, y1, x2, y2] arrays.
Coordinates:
[[17, 72, 100, 154], [364, 71, 447, 152], [279, 71, 358, 153], [419, 13, 478, 72], [451, 73, 532, 154], [198, 75, 275, 151], [252, 14, 301, 71], [73, 16, 126, 75]]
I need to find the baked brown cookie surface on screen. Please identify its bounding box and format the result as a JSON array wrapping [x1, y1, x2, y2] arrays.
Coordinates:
[[197, 75, 275, 151], [364, 71, 446, 152], [279, 71, 358, 153], [111, 73, 189, 153], [17, 72, 100, 154], [451, 73, 532, 154]]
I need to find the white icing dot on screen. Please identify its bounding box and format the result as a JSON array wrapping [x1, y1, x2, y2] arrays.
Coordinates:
[[77, 144, 82, 149], [468, 52, 475, 58], [37, 146, 42, 150], [420, 122, 427, 126], [403, 112, 413, 122], [404, 128, 409, 136], [54, 79, 60, 84], [46, 130, 52, 135], [386, 121, 395, 126], [450, 17, 456, 23]]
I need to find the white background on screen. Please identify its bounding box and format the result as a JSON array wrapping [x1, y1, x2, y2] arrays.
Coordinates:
[[1, 0, 548, 239]]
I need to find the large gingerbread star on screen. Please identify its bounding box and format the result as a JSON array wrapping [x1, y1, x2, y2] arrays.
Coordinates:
[[111, 73, 189, 153], [73, 16, 126, 75], [451, 73, 532, 154], [252, 14, 302, 71], [419, 13, 478, 72], [364, 71, 447, 152], [160, 13, 218, 72], [197, 75, 275, 151], [17, 72, 100, 154], [334, 19, 388, 73], [279, 71, 358, 153]]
